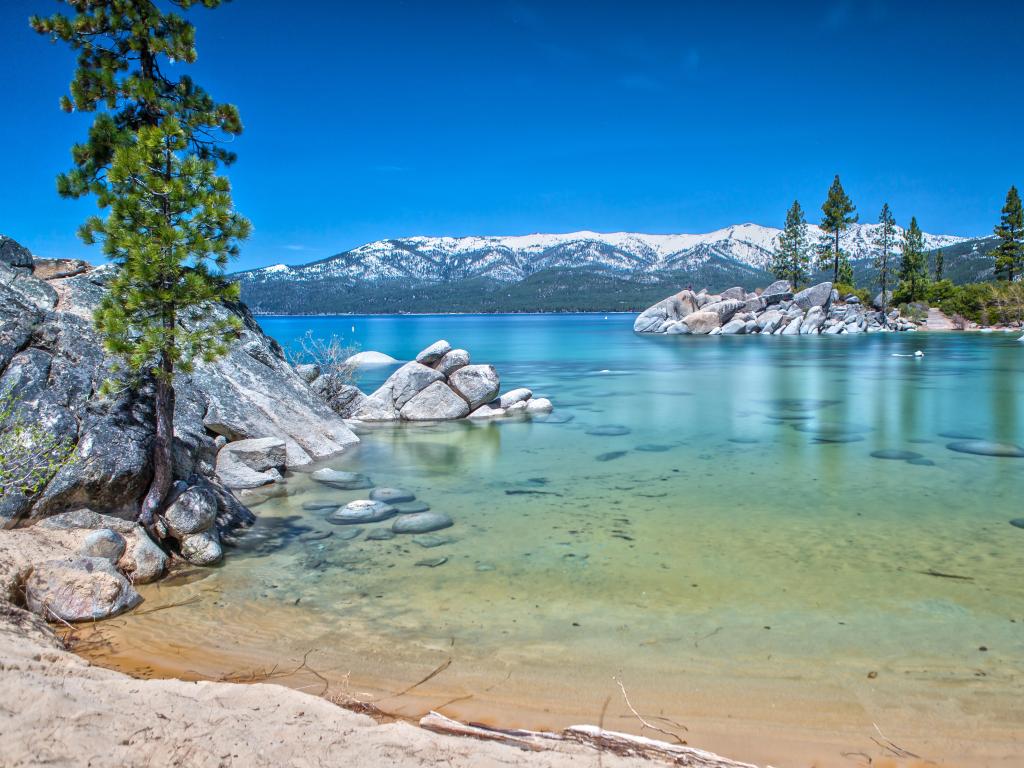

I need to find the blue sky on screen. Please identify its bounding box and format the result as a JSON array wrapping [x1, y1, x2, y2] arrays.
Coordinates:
[[3, 0, 1023, 270]]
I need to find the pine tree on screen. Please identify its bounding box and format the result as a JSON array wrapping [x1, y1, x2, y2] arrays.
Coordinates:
[[872, 203, 897, 315], [898, 216, 929, 302], [819, 174, 858, 283], [934, 249, 944, 281], [772, 200, 811, 288], [33, 1, 248, 527], [993, 185, 1023, 281]]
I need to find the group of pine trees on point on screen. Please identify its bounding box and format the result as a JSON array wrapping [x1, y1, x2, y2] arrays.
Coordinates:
[[772, 177, 1024, 314]]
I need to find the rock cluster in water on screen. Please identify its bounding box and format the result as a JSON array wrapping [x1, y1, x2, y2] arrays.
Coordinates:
[[634, 280, 920, 336], [307, 339, 554, 421], [309, 473, 455, 559]]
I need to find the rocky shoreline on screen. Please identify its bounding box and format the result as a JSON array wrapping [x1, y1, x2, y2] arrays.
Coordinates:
[[634, 280, 920, 336]]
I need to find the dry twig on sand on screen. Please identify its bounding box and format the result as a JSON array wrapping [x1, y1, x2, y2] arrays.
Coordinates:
[[612, 676, 688, 744]]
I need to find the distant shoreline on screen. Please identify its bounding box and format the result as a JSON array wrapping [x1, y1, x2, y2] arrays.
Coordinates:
[[253, 311, 640, 318]]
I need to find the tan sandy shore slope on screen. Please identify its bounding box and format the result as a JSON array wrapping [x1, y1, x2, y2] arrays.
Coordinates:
[[0, 600, 669, 768]]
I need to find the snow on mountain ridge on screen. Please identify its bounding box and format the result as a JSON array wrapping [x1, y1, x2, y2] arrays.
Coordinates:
[[241, 224, 968, 285]]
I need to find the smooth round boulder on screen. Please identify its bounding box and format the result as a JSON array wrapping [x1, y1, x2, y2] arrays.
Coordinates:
[[1010, 519, 1024, 530], [346, 350, 399, 366], [164, 485, 218, 537], [392, 511, 453, 534], [946, 440, 1024, 458], [328, 500, 396, 525], [436, 348, 471, 376], [179, 529, 223, 566], [79, 529, 127, 562], [415, 340, 451, 366], [370, 487, 416, 504], [497, 388, 532, 409], [400, 381, 470, 420], [448, 365, 501, 410], [25, 557, 142, 622], [311, 468, 374, 490], [526, 397, 553, 414]]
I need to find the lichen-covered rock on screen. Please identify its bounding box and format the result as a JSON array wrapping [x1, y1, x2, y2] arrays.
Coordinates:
[[448, 365, 501, 410], [25, 556, 142, 622]]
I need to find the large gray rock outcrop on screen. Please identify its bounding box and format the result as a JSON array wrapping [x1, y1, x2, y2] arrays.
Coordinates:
[[632, 290, 699, 333], [0, 234, 350, 539], [792, 282, 833, 311]]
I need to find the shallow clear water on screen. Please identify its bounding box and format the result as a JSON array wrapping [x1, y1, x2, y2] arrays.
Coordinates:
[[86, 316, 1024, 767]]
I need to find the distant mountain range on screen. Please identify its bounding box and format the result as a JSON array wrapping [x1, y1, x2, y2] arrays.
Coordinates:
[[234, 224, 995, 314]]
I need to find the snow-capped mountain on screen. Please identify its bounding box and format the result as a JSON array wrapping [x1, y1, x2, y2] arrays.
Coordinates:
[[238, 223, 967, 287]]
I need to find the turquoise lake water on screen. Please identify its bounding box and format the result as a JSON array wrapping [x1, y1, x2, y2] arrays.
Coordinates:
[[94, 315, 1024, 766]]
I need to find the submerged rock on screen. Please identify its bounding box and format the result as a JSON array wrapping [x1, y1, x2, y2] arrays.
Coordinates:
[[327, 500, 395, 525], [369, 487, 416, 504], [412, 534, 454, 548], [392, 500, 430, 514], [415, 556, 448, 567], [393, 512, 453, 534], [946, 440, 1024, 458], [311, 468, 373, 490], [596, 451, 628, 462], [870, 449, 924, 461], [366, 528, 396, 541], [585, 425, 631, 436]]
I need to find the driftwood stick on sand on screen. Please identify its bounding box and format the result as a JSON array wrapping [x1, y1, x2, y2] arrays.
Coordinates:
[[419, 711, 760, 767]]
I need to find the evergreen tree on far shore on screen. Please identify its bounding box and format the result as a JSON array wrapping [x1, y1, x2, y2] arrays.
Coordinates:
[[994, 186, 1023, 281], [772, 200, 811, 288], [934, 249, 944, 281], [819, 175, 858, 283], [32, 1, 248, 528], [872, 203, 897, 315], [898, 216, 929, 302]]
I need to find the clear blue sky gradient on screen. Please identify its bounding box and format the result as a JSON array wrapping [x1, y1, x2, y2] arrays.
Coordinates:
[[3, 0, 1023, 270]]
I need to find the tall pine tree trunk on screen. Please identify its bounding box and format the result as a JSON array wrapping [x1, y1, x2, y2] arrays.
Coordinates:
[[140, 345, 175, 527], [833, 229, 840, 283]]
